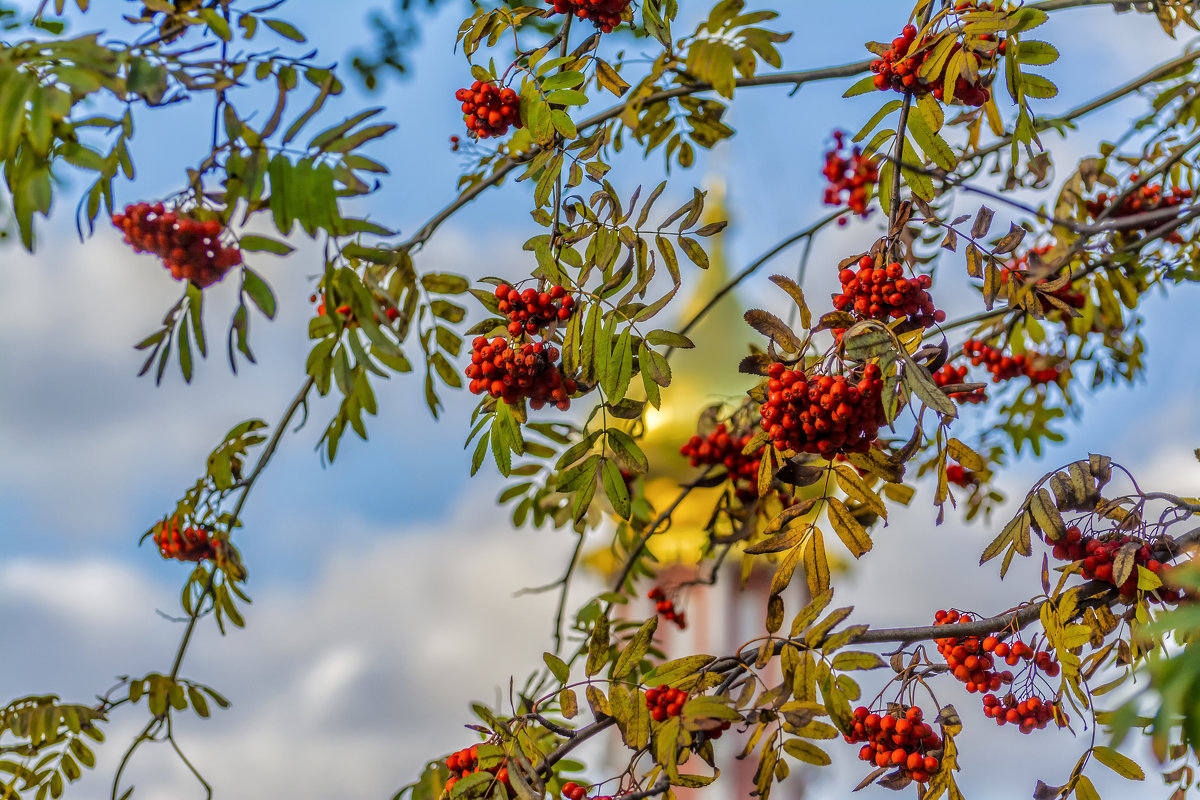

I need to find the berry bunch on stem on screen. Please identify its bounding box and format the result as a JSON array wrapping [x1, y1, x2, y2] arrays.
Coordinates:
[[845, 705, 942, 783], [455, 81, 521, 139], [934, 610, 1067, 733], [465, 338, 579, 410], [645, 686, 687, 722], [111, 202, 242, 288], [933, 364, 986, 405], [443, 746, 511, 795], [495, 283, 575, 336], [868, 17, 1001, 107], [310, 292, 399, 324], [1002, 245, 1086, 312], [1049, 525, 1181, 604], [962, 340, 1029, 382], [760, 362, 885, 459], [982, 693, 1062, 733], [679, 422, 761, 503], [822, 130, 879, 223], [1085, 177, 1193, 242], [832, 255, 944, 337], [944, 461, 978, 487], [560, 782, 610, 800], [545, 0, 630, 33], [647, 586, 686, 629], [152, 517, 216, 563]]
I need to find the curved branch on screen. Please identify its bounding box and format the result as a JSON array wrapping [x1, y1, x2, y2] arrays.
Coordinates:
[[401, 61, 873, 253], [962, 49, 1200, 166], [667, 209, 843, 358], [610, 468, 715, 594], [834, 522, 1200, 647]]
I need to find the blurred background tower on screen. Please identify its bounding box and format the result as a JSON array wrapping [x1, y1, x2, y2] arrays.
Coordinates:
[[586, 176, 810, 800]]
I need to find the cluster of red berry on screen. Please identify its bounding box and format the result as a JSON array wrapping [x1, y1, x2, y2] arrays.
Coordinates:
[[465, 338, 579, 410], [981, 693, 1062, 733], [1085, 178, 1193, 242], [153, 517, 216, 562], [845, 706, 942, 783], [112, 203, 242, 288], [679, 423, 761, 503], [699, 720, 733, 741], [545, 0, 630, 33], [645, 686, 687, 722], [822, 131, 879, 223], [868, 20, 1001, 107], [933, 364, 986, 405], [1049, 526, 1180, 603], [934, 610, 1013, 693], [760, 362, 885, 459], [444, 746, 510, 795], [647, 586, 687, 630], [560, 782, 608, 800], [1002, 245, 1086, 312], [455, 81, 521, 139], [832, 256, 944, 336], [945, 462, 978, 487], [962, 340, 1031, 382], [1024, 363, 1059, 385], [310, 293, 400, 324], [933, 610, 1065, 733], [495, 283, 575, 336]]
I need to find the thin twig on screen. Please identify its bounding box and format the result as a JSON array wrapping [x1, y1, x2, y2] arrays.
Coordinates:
[[962, 49, 1200, 166], [619, 777, 671, 800], [552, 533, 586, 655], [666, 209, 843, 359], [401, 62, 872, 253], [610, 469, 714, 594]]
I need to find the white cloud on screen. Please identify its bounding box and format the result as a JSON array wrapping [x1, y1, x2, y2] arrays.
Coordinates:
[[0, 501, 589, 799]]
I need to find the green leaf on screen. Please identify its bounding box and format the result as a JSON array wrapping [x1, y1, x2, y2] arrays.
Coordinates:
[[1020, 72, 1058, 99], [908, 112, 956, 172], [782, 738, 830, 766], [421, 273, 470, 294], [606, 429, 648, 473], [830, 651, 884, 671], [239, 235, 294, 255], [613, 616, 658, 679], [545, 89, 588, 106], [644, 655, 715, 687], [842, 74, 878, 98], [264, 17, 306, 42], [1092, 746, 1144, 781], [541, 71, 584, 91], [901, 354, 958, 418], [586, 612, 610, 677], [543, 652, 570, 684], [242, 268, 277, 320], [1073, 776, 1101, 800], [646, 329, 693, 349], [826, 498, 872, 559], [200, 8, 231, 39], [1016, 40, 1059, 66], [601, 458, 632, 519]]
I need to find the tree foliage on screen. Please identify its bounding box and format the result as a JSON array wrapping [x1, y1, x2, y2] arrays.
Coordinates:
[[2, 1, 1200, 799]]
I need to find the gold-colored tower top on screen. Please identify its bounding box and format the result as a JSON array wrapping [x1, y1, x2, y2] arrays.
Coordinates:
[[587, 176, 757, 573]]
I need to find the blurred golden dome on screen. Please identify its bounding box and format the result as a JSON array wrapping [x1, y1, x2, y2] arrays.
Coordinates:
[[585, 176, 759, 576]]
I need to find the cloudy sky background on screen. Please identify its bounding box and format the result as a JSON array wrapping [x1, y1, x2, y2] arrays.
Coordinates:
[[2, 1, 1199, 799]]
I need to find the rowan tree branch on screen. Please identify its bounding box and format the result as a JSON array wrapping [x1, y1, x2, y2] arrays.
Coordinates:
[[962, 49, 1200, 166], [400, 61, 872, 253], [610, 468, 715, 594], [665, 209, 843, 359]]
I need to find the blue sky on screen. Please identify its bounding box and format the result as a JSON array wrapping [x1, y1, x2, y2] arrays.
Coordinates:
[[1, 2, 1198, 799]]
